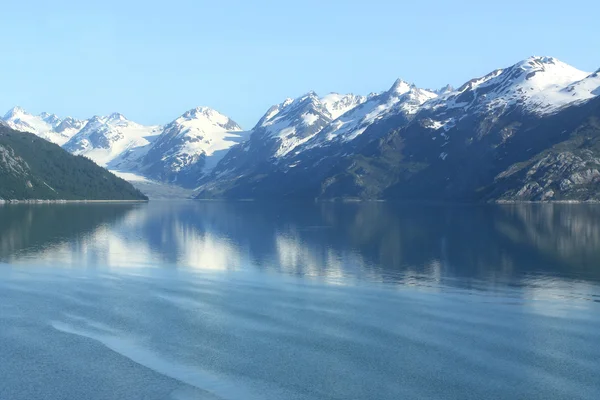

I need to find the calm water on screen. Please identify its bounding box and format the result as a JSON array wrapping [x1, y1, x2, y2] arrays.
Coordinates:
[[1, 201, 599, 400]]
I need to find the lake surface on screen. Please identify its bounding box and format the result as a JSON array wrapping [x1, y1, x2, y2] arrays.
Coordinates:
[[1, 201, 599, 400]]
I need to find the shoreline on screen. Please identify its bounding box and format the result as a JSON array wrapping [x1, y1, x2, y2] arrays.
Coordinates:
[[195, 197, 600, 204], [1, 198, 599, 205], [0, 199, 149, 204], [494, 199, 600, 204]]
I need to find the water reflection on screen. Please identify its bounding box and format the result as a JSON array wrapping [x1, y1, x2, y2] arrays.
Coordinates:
[[1, 202, 600, 288], [3, 202, 600, 400]]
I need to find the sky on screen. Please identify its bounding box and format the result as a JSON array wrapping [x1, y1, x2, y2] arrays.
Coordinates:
[[1, 0, 599, 129]]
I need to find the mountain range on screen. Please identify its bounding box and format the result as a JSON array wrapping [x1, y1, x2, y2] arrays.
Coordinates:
[[3, 56, 600, 201]]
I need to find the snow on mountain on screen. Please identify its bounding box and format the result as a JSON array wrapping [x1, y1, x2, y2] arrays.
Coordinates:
[[320, 93, 367, 120], [239, 91, 372, 160], [424, 56, 594, 119], [304, 79, 437, 147], [137, 107, 246, 185], [250, 92, 335, 158], [2, 107, 81, 145], [5, 55, 600, 195], [1, 105, 246, 186], [53, 117, 88, 138], [63, 113, 161, 167], [206, 85, 439, 189], [3, 107, 52, 133], [561, 68, 600, 99]]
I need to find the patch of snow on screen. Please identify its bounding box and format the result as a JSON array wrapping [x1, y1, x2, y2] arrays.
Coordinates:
[[110, 171, 152, 182], [320, 93, 367, 119], [301, 112, 320, 126], [42, 182, 57, 192]]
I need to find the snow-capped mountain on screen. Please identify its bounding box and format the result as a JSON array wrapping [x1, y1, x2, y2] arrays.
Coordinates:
[[2, 107, 82, 145], [239, 91, 371, 160], [53, 117, 88, 139], [252, 91, 335, 158], [199, 81, 439, 197], [2, 105, 245, 187], [304, 80, 437, 148], [196, 56, 600, 201], [63, 113, 161, 167], [422, 56, 595, 122], [126, 107, 246, 186], [202, 91, 369, 190]]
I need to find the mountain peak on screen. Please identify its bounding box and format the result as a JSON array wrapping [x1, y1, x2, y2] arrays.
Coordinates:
[[3, 106, 28, 120], [182, 106, 222, 120], [177, 107, 241, 132], [303, 90, 319, 97], [508, 56, 584, 80], [297, 91, 321, 105], [389, 79, 414, 95], [108, 112, 127, 122], [435, 84, 455, 95], [522, 55, 559, 65], [281, 98, 295, 108]]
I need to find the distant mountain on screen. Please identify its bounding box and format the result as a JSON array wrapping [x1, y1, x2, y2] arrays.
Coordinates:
[[196, 56, 600, 202], [197, 91, 371, 196], [109, 107, 246, 187], [310, 57, 600, 202], [63, 113, 161, 167], [196, 82, 439, 198], [2, 107, 83, 145], [0, 125, 147, 200], [2, 106, 246, 188]]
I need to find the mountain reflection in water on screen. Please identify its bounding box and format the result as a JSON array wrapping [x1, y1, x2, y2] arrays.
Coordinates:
[[2, 201, 600, 288]]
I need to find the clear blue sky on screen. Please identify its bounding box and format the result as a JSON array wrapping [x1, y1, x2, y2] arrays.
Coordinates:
[[1, 0, 599, 128]]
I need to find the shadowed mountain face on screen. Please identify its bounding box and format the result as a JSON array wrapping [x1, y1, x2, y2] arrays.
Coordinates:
[[3, 202, 600, 285]]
